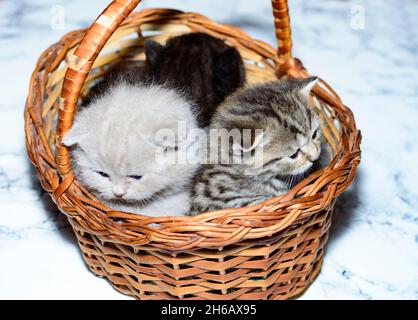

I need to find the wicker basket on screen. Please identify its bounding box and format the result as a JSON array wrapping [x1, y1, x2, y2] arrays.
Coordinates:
[[24, 0, 361, 300]]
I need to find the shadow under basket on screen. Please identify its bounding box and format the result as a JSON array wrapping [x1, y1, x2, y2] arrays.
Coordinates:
[[24, 0, 361, 300]]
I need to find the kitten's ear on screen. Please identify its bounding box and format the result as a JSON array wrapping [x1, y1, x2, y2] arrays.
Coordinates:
[[299, 76, 319, 98], [144, 40, 164, 67], [62, 123, 86, 147]]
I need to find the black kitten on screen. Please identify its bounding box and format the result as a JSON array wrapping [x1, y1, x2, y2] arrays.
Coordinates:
[[145, 33, 246, 127], [82, 33, 246, 127]]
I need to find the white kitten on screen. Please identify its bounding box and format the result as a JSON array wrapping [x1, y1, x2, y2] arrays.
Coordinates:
[[63, 81, 199, 216]]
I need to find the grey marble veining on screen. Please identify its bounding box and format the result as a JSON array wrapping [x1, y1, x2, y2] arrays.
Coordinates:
[[0, 0, 417, 299]]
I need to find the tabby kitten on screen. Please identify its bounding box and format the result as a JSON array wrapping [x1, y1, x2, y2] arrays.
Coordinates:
[[189, 77, 331, 214], [145, 32, 246, 127]]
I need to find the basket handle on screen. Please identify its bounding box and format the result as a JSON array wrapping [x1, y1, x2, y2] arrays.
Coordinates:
[[55, 0, 292, 177]]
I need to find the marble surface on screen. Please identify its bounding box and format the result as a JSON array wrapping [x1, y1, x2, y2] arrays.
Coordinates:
[[0, 0, 417, 300]]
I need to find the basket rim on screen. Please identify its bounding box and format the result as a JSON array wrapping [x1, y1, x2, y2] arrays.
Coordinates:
[[25, 8, 361, 249]]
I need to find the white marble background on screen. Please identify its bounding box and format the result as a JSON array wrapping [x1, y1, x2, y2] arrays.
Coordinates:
[[0, 0, 417, 300]]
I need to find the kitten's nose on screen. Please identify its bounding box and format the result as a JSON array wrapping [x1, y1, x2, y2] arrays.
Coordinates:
[[307, 154, 317, 162], [113, 187, 125, 198], [113, 191, 125, 198], [302, 144, 320, 162]]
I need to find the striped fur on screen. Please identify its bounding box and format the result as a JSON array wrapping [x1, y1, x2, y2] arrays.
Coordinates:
[[189, 78, 331, 214]]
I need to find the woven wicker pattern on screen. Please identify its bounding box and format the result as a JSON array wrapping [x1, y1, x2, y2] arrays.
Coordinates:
[[24, 0, 361, 300]]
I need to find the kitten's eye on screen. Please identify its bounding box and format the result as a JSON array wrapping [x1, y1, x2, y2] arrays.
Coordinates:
[[128, 175, 143, 180], [96, 171, 109, 178], [312, 129, 319, 140], [289, 150, 300, 160]]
